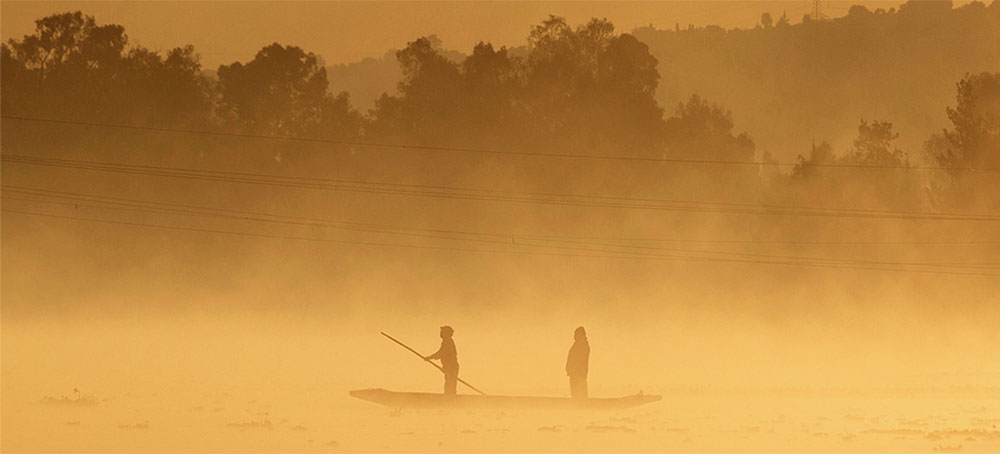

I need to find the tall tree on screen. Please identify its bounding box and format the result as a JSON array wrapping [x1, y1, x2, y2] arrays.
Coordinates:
[[365, 37, 463, 142], [460, 42, 525, 143], [846, 120, 908, 167], [1, 11, 210, 126], [521, 17, 666, 153], [926, 72, 1000, 172], [663, 94, 754, 161], [925, 72, 1000, 209], [217, 43, 360, 139]]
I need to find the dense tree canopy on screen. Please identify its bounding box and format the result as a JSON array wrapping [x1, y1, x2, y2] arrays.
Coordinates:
[[2, 10, 997, 211], [663, 95, 754, 162], [216, 43, 360, 139], [926, 72, 1000, 172], [924, 72, 1000, 209], [1, 12, 210, 126], [367, 17, 671, 154]]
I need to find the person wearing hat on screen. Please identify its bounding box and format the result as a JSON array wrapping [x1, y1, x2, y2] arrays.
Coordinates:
[[565, 326, 590, 399], [424, 326, 459, 395]]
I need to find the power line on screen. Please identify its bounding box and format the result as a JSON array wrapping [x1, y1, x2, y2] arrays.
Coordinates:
[[515, 233, 1000, 246], [3, 189, 997, 273], [12, 192, 994, 271], [6, 153, 997, 221], [5, 154, 999, 222], [4, 207, 996, 277], [3, 114, 996, 172], [515, 235, 998, 269], [6, 184, 996, 246], [0, 207, 642, 261]]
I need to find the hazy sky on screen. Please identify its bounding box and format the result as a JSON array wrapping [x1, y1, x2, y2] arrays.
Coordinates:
[[1, 1, 962, 68]]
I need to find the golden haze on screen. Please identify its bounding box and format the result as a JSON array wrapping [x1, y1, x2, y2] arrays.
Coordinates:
[[2, 1, 999, 452]]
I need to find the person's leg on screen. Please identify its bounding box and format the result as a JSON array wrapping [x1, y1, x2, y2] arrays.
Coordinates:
[[444, 366, 458, 395], [570, 377, 589, 398], [444, 374, 456, 395]]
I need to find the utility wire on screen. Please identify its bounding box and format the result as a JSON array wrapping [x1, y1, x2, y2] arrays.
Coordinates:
[[3, 192, 997, 273], [3, 114, 996, 172], [7, 192, 994, 270], [5, 207, 996, 277], [0, 208, 1000, 277], [4, 155, 999, 222], [6, 183, 996, 246]]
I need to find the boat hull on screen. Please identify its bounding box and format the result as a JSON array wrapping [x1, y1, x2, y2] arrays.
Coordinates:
[[349, 388, 661, 409]]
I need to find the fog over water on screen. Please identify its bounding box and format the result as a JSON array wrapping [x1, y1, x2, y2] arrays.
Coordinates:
[[2, 1, 1000, 452]]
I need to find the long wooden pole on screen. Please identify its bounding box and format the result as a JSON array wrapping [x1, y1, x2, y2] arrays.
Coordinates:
[[380, 331, 487, 396]]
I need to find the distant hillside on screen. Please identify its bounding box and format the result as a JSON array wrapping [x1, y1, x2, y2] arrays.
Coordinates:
[[632, 0, 1000, 160], [326, 50, 400, 112]]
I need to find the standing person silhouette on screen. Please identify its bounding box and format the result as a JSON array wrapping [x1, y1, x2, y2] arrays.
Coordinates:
[[424, 326, 459, 395], [565, 326, 590, 399]]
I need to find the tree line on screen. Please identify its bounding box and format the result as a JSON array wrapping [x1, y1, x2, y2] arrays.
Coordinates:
[[2, 9, 998, 211]]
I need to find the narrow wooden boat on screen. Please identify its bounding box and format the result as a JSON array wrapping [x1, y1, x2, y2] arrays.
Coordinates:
[[349, 388, 661, 410]]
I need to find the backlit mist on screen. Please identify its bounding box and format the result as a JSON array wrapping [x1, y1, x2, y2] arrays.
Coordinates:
[[2, 1, 999, 452]]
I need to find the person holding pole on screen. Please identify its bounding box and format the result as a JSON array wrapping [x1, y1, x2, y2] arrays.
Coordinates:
[[423, 326, 459, 395], [380, 331, 485, 396]]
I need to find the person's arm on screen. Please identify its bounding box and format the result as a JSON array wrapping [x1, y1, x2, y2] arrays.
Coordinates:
[[424, 342, 443, 361]]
